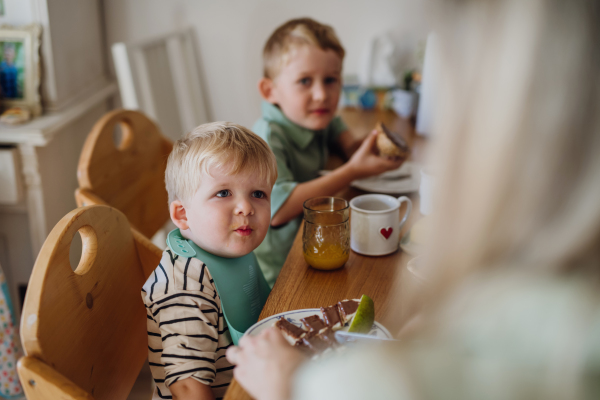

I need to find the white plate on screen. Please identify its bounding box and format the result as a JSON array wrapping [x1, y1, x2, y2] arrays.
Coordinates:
[[351, 162, 420, 194], [377, 162, 412, 180], [319, 162, 411, 180], [245, 308, 392, 339]]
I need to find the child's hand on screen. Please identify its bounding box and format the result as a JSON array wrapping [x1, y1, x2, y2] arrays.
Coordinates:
[[227, 328, 307, 400], [347, 129, 406, 179]]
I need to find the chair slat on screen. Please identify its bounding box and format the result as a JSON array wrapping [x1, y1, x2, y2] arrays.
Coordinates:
[[18, 356, 94, 400]]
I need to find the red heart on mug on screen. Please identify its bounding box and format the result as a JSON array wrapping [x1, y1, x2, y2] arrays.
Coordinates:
[[380, 227, 393, 239]]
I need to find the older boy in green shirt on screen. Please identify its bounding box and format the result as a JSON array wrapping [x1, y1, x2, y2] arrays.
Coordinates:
[[253, 18, 404, 286]]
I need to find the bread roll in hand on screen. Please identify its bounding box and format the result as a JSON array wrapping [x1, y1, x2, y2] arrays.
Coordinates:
[[375, 122, 411, 160]]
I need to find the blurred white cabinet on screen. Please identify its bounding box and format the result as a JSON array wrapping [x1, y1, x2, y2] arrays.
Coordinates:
[[0, 0, 118, 315], [0, 84, 117, 314], [112, 28, 210, 141], [0, 148, 24, 205]]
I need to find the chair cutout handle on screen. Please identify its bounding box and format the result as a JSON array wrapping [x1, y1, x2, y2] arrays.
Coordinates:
[[69, 225, 97, 276]]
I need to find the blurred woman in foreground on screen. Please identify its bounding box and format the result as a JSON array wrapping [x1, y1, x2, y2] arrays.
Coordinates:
[[227, 0, 600, 398]]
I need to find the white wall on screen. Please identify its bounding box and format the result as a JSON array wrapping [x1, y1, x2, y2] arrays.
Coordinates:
[[0, 0, 33, 25], [44, 0, 108, 110], [103, 0, 431, 128]]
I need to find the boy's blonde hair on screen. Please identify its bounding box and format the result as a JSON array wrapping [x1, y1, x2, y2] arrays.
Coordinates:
[[165, 122, 278, 204], [262, 17, 345, 79]]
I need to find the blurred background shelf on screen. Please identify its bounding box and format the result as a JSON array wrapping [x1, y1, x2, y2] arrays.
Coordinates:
[[0, 81, 117, 146], [0, 81, 118, 319], [0, 1, 118, 318]]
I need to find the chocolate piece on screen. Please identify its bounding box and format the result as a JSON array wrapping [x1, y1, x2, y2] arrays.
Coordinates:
[[317, 327, 336, 346], [304, 328, 318, 339], [338, 299, 360, 324], [302, 334, 331, 353], [276, 296, 375, 355], [301, 315, 327, 332], [275, 318, 306, 345], [380, 122, 409, 152], [321, 305, 343, 330], [303, 328, 338, 354]]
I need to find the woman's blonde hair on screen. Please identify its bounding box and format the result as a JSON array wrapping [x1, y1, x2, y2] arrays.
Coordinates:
[[165, 122, 278, 204], [262, 17, 345, 79], [419, 0, 600, 300]]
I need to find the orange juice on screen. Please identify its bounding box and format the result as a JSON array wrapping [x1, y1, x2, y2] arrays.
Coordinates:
[[302, 197, 350, 270], [303, 243, 349, 270]]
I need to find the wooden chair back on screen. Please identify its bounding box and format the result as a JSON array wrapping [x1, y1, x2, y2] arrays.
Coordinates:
[[75, 109, 173, 240], [18, 205, 161, 400]]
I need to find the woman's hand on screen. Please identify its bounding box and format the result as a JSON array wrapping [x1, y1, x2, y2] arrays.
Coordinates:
[[347, 130, 405, 179], [226, 328, 307, 400]]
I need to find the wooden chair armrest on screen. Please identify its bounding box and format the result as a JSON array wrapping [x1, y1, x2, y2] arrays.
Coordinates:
[[131, 227, 163, 279], [18, 356, 94, 400]]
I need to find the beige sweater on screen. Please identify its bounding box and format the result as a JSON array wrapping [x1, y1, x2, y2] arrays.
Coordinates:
[[293, 273, 600, 400]]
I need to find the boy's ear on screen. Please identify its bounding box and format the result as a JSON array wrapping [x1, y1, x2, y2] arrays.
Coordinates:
[[258, 77, 276, 102], [169, 200, 189, 231]]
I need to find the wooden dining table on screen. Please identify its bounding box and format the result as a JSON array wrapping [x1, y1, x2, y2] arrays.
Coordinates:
[[224, 108, 428, 400]]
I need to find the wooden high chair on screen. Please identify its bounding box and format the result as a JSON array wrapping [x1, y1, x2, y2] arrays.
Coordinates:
[[17, 205, 161, 400], [75, 109, 173, 240]]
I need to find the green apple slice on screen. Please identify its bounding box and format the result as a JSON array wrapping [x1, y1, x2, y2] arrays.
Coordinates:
[[347, 294, 375, 333]]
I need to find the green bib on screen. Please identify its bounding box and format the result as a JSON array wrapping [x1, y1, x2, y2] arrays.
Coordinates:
[[166, 229, 271, 345]]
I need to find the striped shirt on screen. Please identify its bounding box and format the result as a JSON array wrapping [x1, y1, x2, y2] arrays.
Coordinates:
[[142, 249, 233, 399]]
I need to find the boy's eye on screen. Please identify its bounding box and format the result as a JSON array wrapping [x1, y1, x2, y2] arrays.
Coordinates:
[[298, 77, 311, 86], [252, 191, 266, 199], [325, 76, 338, 85], [216, 190, 231, 198]]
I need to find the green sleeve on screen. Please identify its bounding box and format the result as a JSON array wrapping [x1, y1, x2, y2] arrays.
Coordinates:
[[265, 127, 298, 217], [329, 115, 348, 143]]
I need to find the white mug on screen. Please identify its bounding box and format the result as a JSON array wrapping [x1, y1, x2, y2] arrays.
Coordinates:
[[349, 194, 412, 256]]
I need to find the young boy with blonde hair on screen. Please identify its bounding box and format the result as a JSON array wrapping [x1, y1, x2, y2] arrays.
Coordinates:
[[142, 122, 276, 400], [254, 18, 405, 285]]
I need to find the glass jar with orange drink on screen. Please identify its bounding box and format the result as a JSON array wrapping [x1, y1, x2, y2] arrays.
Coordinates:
[[302, 197, 350, 270]]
